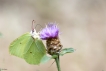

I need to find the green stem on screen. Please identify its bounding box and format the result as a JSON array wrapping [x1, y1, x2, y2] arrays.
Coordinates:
[[55, 55, 61, 71]]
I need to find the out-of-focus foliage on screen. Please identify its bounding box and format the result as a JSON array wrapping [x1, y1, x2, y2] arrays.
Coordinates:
[[0, 33, 2, 37]]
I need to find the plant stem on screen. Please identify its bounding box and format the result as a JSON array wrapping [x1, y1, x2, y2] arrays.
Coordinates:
[[55, 55, 61, 71]]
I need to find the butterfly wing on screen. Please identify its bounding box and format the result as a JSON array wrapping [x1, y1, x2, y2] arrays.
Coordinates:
[[9, 33, 32, 58], [9, 32, 46, 65], [23, 38, 46, 65]]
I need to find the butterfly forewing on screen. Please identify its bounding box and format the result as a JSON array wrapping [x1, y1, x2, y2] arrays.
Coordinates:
[[9, 33, 31, 58]]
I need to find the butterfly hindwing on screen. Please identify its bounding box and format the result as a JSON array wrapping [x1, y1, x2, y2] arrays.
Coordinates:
[[23, 38, 46, 65]]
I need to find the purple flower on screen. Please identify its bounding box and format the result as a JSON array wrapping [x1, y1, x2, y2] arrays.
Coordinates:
[[40, 22, 59, 40]]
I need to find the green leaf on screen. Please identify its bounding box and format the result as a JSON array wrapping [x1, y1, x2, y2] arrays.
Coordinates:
[[40, 54, 60, 64], [60, 48, 74, 56], [9, 33, 46, 65], [40, 55, 52, 64]]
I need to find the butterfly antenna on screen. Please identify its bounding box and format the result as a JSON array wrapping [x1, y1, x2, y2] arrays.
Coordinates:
[[48, 60, 55, 68], [35, 24, 43, 30], [32, 20, 36, 32]]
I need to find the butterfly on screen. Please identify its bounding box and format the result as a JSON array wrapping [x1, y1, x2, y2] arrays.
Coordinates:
[[9, 21, 46, 65]]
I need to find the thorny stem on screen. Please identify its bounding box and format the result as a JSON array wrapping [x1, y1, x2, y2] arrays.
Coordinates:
[[54, 54, 61, 71]]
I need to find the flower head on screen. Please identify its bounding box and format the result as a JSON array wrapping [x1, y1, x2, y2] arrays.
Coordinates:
[[40, 22, 59, 40]]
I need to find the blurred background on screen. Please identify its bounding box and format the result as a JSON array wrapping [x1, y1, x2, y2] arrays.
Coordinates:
[[0, 0, 106, 71]]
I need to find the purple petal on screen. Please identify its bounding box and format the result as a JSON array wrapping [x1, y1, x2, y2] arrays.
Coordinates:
[[39, 23, 59, 40]]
